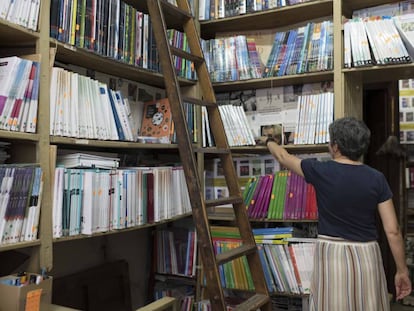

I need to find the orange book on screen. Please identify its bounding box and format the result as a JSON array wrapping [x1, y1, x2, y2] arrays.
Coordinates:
[[140, 98, 173, 143]]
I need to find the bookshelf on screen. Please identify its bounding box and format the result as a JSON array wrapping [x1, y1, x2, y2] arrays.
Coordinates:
[[0, 0, 199, 309], [1, 0, 414, 309], [199, 0, 414, 307]]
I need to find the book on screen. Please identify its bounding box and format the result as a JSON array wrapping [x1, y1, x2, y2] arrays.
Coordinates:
[[57, 152, 120, 169], [140, 98, 173, 143]]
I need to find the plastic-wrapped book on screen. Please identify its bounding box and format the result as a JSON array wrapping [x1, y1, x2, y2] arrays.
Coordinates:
[[57, 153, 120, 169]]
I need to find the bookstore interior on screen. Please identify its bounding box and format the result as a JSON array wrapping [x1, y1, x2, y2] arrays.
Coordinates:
[[2, 0, 414, 310]]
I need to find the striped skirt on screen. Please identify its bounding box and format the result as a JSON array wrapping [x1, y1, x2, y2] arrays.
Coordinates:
[[308, 235, 390, 311]]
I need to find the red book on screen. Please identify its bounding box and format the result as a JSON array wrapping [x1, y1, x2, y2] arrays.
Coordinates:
[[145, 171, 154, 223]]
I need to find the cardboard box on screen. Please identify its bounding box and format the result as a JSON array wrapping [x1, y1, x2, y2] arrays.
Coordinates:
[[0, 273, 52, 311]]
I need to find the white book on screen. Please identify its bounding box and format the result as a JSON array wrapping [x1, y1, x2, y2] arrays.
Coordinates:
[[81, 170, 94, 235], [98, 82, 119, 140], [77, 75, 89, 138], [49, 67, 60, 135], [98, 170, 110, 232], [18, 0, 31, 28], [69, 72, 79, 137], [0, 59, 32, 130], [5, 0, 18, 24], [84, 77, 97, 139], [90, 79, 107, 139], [394, 13, 414, 59], [0, 1, 11, 20], [19, 61, 40, 133], [27, 0, 41, 31], [57, 152, 120, 169], [52, 167, 64, 238], [135, 169, 143, 225]]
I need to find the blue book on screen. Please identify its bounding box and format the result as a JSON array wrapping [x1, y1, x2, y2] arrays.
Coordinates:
[[106, 86, 125, 141]]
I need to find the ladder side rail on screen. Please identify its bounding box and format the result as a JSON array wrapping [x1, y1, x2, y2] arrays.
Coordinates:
[[146, 1, 227, 310]]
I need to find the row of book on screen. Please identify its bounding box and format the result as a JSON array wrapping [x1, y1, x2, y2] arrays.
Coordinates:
[[0, 56, 40, 134], [263, 20, 333, 77], [201, 20, 333, 83], [52, 164, 191, 238], [218, 104, 256, 147], [352, 0, 414, 19], [201, 35, 263, 83], [0, 165, 43, 245], [50, 66, 136, 141], [198, 0, 313, 21], [0, 0, 40, 30], [294, 92, 334, 145], [51, 0, 150, 67], [243, 170, 317, 220], [49, 0, 195, 80], [210, 226, 315, 294], [154, 228, 197, 277], [167, 30, 197, 81], [344, 15, 414, 68], [50, 66, 196, 143]]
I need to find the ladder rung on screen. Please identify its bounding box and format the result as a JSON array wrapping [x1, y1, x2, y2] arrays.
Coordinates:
[[170, 46, 204, 64], [162, 1, 192, 21], [234, 294, 271, 311], [216, 244, 257, 265], [193, 147, 230, 154], [182, 96, 215, 107], [205, 195, 243, 207]]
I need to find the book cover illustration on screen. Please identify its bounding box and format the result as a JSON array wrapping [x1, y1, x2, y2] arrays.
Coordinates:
[[139, 98, 173, 143]]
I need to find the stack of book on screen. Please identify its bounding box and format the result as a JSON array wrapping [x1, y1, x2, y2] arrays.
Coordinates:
[[0, 165, 43, 245], [243, 170, 318, 220], [0, 0, 40, 30], [0, 56, 40, 133], [52, 165, 192, 238]]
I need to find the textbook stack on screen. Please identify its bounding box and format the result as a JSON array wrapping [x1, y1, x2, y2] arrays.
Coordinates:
[[0, 165, 43, 245], [154, 227, 197, 277], [210, 226, 255, 291], [0, 56, 40, 133], [0, 0, 40, 30], [52, 165, 192, 238], [198, 0, 314, 21], [294, 91, 334, 145], [50, 67, 135, 141], [243, 169, 318, 220], [201, 35, 263, 82], [253, 227, 315, 295], [209, 226, 315, 295]]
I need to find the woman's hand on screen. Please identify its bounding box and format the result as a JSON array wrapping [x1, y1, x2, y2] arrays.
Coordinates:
[[395, 270, 412, 300]]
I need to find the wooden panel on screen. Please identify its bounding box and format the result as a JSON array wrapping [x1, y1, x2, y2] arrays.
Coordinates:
[[200, 0, 333, 39]]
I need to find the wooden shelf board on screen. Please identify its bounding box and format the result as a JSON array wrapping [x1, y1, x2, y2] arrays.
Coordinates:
[[200, 0, 333, 39], [52, 41, 196, 88], [343, 63, 414, 84], [212, 71, 334, 93], [343, 0, 398, 16], [0, 19, 39, 45], [0, 240, 41, 252], [50, 136, 181, 150], [52, 212, 193, 243], [0, 131, 39, 142], [230, 144, 329, 155]]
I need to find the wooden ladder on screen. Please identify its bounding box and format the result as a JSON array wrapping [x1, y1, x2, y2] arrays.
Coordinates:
[[146, 1, 271, 310]]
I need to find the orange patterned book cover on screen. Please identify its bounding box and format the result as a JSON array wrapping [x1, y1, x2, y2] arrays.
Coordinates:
[[140, 98, 173, 143]]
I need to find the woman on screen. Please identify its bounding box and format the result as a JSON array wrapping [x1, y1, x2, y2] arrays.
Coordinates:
[[265, 117, 411, 310]]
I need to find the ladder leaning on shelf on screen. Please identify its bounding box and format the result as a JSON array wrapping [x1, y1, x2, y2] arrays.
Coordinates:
[[146, 1, 271, 310]]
